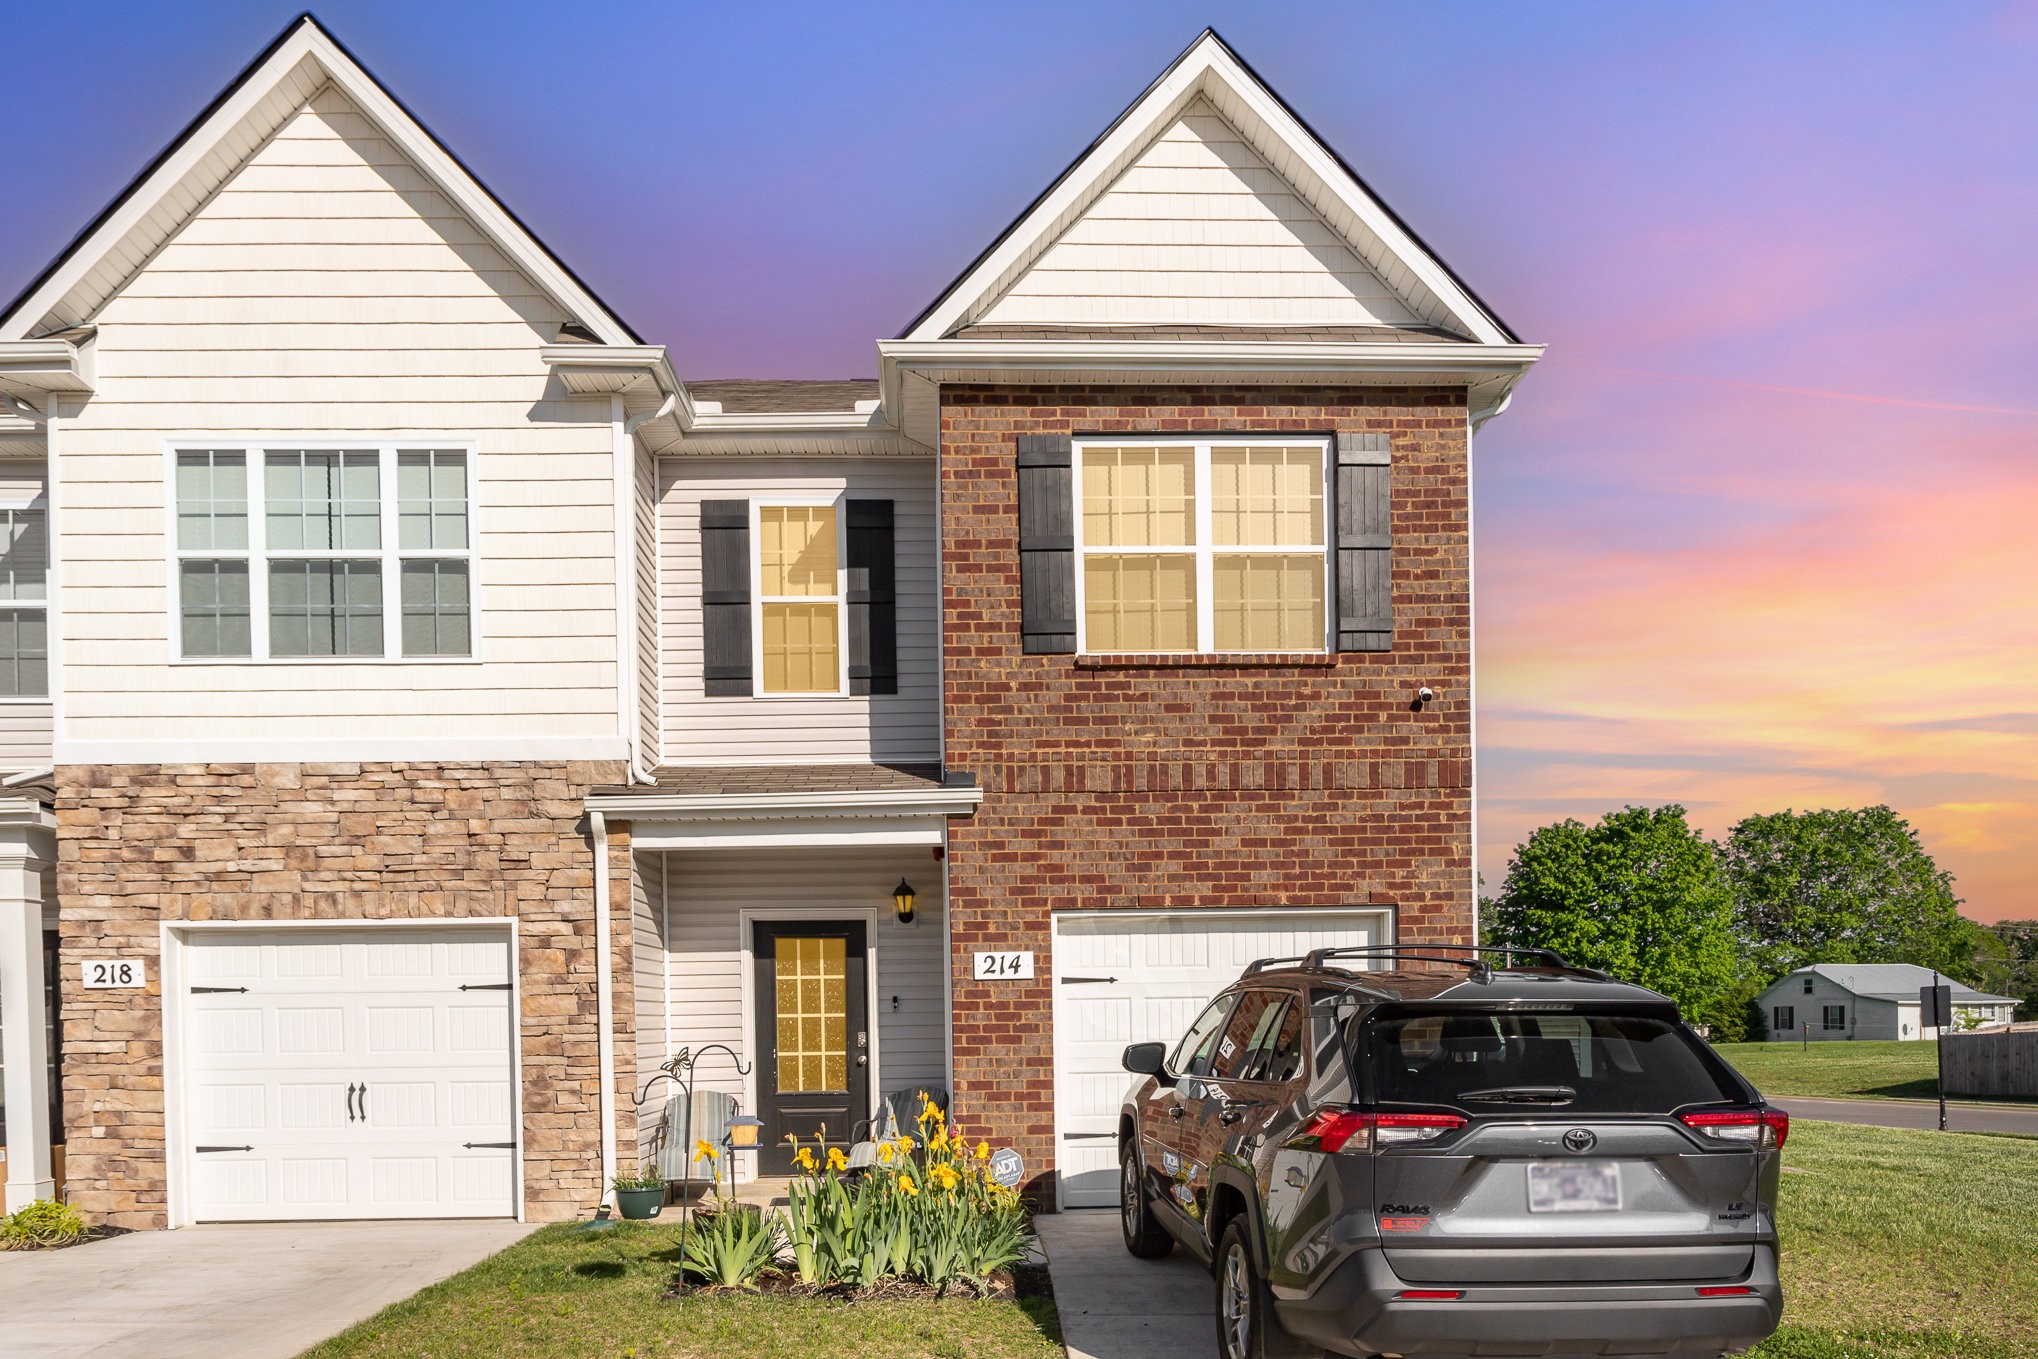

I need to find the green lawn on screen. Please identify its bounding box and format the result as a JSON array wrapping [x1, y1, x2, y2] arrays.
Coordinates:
[[1748, 1120, 2038, 1359], [1716, 1040, 1947, 1101], [296, 1219, 1062, 1359]]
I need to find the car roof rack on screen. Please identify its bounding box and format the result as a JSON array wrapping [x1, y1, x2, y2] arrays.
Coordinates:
[[1293, 943, 1610, 984]]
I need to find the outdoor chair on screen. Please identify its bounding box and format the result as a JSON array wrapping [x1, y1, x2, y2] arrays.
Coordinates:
[[845, 1085, 949, 1169]]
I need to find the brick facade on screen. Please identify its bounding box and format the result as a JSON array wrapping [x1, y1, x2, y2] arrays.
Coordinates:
[[55, 761, 638, 1228], [938, 385, 1474, 1199]]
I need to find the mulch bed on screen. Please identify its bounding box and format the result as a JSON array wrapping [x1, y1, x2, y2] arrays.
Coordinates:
[[0, 1224, 134, 1252], [663, 1263, 1052, 1304]]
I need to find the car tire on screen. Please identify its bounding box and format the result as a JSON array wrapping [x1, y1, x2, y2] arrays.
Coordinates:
[[1120, 1146, 1175, 1259], [1215, 1217, 1286, 1359]]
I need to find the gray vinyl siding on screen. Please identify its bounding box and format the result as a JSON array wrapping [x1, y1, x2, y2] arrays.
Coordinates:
[[654, 846, 948, 1154], [658, 457, 938, 764]]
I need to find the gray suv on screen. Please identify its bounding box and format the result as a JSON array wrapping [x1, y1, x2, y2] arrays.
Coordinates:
[[1116, 946, 1785, 1359]]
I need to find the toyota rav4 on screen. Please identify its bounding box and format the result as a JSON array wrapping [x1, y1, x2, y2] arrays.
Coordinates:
[[1116, 945, 1785, 1359]]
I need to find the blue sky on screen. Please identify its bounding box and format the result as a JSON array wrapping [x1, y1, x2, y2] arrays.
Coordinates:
[[5, 2, 2035, 918]]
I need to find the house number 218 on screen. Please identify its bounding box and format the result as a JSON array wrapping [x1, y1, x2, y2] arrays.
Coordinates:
[[973, 951, 1034, 981], [81, 959, 147, 989]]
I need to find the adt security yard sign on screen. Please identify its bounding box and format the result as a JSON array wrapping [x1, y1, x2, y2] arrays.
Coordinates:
[[988, 1147, 1026, 1189]]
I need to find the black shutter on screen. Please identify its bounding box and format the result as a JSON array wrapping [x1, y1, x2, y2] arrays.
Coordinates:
[[1334, 433, 1393, 652], [846, 499, 897, 696], [700, 499, 752, 695], [1016, 434, 1075, 654]]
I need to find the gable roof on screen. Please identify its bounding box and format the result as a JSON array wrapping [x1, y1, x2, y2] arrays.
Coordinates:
[[1776, 963, 2018, 1007], [0, 11, 638, 344], [900, 28, 1520, 346]]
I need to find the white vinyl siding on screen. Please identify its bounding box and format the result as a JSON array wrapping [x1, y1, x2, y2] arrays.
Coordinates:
[[660, 458, 937, 764], [977, 98, 1422, 329], [631, 849, 669, 1150], [55, 83, 622, 750], [653, 846, 947, 1177]]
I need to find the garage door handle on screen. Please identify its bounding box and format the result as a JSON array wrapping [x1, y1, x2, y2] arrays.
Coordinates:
[[347, 1082, 359, 1122], [358, 1083, 368, 1122], [196, 1145, 253, 1153]]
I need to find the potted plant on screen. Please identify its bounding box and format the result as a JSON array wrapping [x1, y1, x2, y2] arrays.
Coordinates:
[[612, 1166, 667, 1220]]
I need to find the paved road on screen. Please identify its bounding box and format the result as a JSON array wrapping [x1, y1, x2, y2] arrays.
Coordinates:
[[0, 1218, 536, 1359], [1773, 1095, 2038, 1136]]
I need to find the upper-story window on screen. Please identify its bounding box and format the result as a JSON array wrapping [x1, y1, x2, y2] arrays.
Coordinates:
[[0, 505, 48, 697], [171, 445, 474, 661], [756, 502, 843, 694], [1075, 439, 1328, 654]]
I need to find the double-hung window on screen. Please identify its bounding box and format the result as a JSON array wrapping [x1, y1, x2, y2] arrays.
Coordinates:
[[755, 502, 843, 694], [1075, 439, 1328, 654], [0, 504, 48, 696], [1822, 1005, 1846, 1031], [172, 445, 474, 660]]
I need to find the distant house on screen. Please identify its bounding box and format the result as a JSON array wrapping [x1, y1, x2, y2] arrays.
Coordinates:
[[1758, 964, 2018, 1042]]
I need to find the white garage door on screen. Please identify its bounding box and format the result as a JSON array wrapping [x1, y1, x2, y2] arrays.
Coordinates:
[[1052, 909, 1388, 1208], [181, 928, 518, 1222]]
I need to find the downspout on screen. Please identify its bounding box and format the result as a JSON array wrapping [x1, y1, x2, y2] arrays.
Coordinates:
[[1464, 382, 1520, 945], [590, 809, 618, 1209], [620, 392, 676, 786]]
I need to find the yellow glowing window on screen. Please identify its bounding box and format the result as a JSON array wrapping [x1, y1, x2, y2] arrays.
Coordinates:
[[774, 935, 848, 1093], [757, 504, 840, 693], [1078, 441, 1326, 654]]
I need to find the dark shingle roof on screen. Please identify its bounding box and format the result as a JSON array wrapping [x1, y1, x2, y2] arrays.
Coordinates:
[[686, 379, 879, 413], [947, 323, 1471, 343], [591, 764, 946, 799]]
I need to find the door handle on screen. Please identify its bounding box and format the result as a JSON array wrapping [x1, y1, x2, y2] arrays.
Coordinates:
[[1219, 1102, 1248, 1126], [358, 1082, 368, 1123], [855, 1055, 867, 1067], [346, 1082, 359, 1123], [1168, 1103, 1187, 1120]]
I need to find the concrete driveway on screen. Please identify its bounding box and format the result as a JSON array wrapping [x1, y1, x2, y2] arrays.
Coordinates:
[[0, 1218, 536, 1359], [1038, 1210, 1215, 1359]]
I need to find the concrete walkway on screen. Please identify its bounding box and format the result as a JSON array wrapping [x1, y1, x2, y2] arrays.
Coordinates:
[[1038, 1210, 1214, 1359], [0, 1218, 537, 1359], [1774, 1095, 2038, 1136]]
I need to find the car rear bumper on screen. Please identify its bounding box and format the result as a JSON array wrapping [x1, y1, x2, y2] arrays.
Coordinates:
[[1275, 1244, 1783, 1358]]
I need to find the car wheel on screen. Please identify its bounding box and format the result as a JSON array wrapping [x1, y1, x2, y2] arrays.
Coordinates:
[[1215, 1217, 1281, 1359], [1120, 1146, 1175, 1258]]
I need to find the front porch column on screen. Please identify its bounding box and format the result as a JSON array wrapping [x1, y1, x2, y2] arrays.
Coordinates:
[[0, 799, 55, 1212]]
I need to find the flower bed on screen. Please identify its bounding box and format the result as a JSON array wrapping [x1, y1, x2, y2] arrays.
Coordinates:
[[677, 1093, 1033, 1299]]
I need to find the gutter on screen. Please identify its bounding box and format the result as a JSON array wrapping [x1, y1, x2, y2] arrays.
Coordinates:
[[583, 784, 985, 820]]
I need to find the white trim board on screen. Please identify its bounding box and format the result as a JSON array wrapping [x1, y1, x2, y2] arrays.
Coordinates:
[[57, 736, 629, 765]]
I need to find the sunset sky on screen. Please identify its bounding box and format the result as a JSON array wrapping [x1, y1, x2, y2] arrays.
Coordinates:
[[4, 3, 2033, 922]]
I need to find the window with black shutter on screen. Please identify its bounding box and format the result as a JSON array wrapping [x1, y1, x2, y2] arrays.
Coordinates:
[[699, 499, 752, 695]]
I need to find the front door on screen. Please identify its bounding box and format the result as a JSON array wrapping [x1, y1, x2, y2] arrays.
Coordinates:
[[754, 921, 869, 1175]]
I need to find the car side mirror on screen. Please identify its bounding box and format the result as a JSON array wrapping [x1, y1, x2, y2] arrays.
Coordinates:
[[1122, 1041, 1170, 1078]]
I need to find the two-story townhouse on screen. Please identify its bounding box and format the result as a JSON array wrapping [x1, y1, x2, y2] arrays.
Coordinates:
[[0, 15, 1537, 1228]]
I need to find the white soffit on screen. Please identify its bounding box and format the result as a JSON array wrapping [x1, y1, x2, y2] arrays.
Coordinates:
[[0, 15, 638, 346], [901, 30, 1517, 347]]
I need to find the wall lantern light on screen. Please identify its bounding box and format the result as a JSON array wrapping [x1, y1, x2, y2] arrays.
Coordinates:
[[892, 878, 918, 925]]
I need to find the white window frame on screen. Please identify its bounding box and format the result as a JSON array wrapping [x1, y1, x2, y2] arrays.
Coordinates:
[[749, 494, 848, 698], [0, 489, 50, 702], [164, 440, 480, 664], [1072, 435, 1332, 656]]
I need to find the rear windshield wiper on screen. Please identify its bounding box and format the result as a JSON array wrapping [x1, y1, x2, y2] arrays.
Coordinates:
[[1458, 1085, 1577, 1105]]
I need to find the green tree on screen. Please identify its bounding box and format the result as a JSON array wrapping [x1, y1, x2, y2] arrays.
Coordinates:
[[1987, 920, 2038, 1020], [1721, 806, 1973, 979], [1486, 805, 1743, 1025]]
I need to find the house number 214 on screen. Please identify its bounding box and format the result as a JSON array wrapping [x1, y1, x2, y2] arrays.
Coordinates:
[[973, 951, 1034, 981]]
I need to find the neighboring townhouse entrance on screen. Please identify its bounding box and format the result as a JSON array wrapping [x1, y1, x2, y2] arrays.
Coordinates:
[[753, 920, 871, 1173], [176, 926, 518, 1222], [1050, 908, 1391, 1208]]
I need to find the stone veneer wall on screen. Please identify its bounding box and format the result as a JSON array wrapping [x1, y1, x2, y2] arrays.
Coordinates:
[[55, 761, 638, 1229], [938, 385, 1474, 1201]]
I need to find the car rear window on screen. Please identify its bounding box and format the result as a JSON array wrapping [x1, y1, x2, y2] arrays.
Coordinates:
[[1368, 1010, 1742, 1115]]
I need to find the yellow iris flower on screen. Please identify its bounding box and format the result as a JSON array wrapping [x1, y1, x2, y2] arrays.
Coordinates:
[[692, 1139, 718, 1163], [975, 1141, 991, 1161], [826, 1146, 849, 1172], [899, 1173, 919, 1197], [877, 1142, 895, 1164], [794, 1146, 817, 1172], [897, 1134, 916, 1154]]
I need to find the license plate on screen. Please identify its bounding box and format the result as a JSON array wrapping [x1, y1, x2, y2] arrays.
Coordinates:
[[1527, 1160, 1621, 1212]]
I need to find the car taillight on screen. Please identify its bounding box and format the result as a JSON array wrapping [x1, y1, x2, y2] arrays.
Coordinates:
[[1300, 1109, 1468, 1153], [1678, 1108, 1789, 1151]]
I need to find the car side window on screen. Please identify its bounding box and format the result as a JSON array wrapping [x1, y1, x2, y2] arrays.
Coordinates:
[[1212, 990, 1284, 1080], [1258, 997, 1305, 1083], [1171, 995, 1237, 1078]]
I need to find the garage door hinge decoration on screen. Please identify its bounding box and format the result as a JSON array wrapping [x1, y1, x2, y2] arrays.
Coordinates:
[[458, 982, 513, 991], [196, 1145, 254, 1153], [1060, 975, 1118, 984]]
